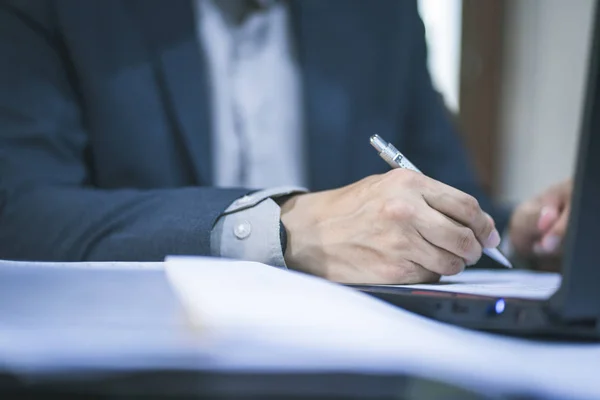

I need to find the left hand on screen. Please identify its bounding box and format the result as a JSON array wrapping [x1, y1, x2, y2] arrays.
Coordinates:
[[509, 179, 573, 267]]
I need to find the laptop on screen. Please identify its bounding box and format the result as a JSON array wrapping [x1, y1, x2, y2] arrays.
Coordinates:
[[351, 1, 600, 340]]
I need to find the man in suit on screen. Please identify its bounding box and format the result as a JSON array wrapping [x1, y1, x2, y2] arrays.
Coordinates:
[[0, 0, 571, 283]]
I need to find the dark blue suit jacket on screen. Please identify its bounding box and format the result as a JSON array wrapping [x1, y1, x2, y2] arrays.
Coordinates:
[[0, 0, 509, 261]]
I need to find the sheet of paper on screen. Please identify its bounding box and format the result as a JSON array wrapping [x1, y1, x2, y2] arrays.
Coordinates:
[[0, 259, 163, 270], [0, 263, 204, 376], [165, 257, 600, 400], [379, 269, 561, 300], [0, 259, 596, 399]]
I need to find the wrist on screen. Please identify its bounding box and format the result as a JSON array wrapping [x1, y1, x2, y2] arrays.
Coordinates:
[[276, 194, 300, 259], [279, 192, 321, 273]]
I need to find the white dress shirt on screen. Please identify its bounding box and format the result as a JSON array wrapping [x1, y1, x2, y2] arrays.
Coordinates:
[[195, 0, 307, 267], [197, 0, 306, 188]]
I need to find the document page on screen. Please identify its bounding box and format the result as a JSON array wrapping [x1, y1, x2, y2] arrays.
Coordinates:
[[165, 257, 600, 399], [379, 269, 561, 300], [161, 257, 598, 400], [0, 258, 595, 400], [0, 259, 163, 270]]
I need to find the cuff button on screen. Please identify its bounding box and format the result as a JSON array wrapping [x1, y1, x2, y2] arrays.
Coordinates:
[[233, 221, 252, 239]]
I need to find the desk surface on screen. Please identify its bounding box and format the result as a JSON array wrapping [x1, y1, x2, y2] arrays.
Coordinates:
[[0, 260, 598, 400]]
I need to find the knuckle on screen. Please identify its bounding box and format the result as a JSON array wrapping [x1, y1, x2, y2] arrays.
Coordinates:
[[420, 270, 441, 284], [381, 199, 415, 221], [385, 261, 440, 284], [467, 249, 483, 266], [442, 254, 465, 275], [379, 261, 411, 283], [390, 168, 422, 186], [456, 228, 477, 254], [467, 239, 483, 265], [439, 192, 453, 205], [410, 269, 441, 284], [462, 195, 481, 222]]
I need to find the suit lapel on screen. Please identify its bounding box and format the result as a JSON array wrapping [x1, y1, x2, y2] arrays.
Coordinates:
[[291, 1, 354, 191], [292, 1, 399, 190], [129, 0, 212, 185], [130, 0, 372, 189]]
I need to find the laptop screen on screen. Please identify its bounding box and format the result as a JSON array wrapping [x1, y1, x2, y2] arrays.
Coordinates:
[[550, 0, 600, 321]]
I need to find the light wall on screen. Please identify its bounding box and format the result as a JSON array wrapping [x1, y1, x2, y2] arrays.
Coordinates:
[[418, 0, 463, 113], [498, 0, 595, 204]]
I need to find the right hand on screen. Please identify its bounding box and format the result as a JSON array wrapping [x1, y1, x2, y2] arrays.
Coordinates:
[[280, 169, 500, 284]]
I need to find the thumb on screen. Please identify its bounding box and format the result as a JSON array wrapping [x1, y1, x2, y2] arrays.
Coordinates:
[[537, 205, 560, 233], [535, 204, 570, 255], [537, 184, 569, 233]]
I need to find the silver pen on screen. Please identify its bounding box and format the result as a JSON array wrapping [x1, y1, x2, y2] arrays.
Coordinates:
[[370, 134, 512, 269]]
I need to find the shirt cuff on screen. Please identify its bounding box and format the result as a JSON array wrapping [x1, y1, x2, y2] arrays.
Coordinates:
[[210, 186, 308, 268]]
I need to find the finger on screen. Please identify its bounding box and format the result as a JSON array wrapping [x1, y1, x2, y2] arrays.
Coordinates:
[[409, 235, 467, 276], [414, 208, 482, 265], [423, 184, 498, 248], [548, 203, 571, 236], [536, 180, 572, 231], [533, 236, 561, 256], [536, 204, 571, 254], [537, 205, 560, 232], [388, 260, 441, 284], [540, 180, 572, 207]]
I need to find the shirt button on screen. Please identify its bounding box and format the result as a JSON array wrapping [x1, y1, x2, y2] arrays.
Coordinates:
[[234, 221, 252, 240]]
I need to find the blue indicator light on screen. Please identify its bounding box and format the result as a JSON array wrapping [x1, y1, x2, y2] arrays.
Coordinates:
[[495, 299, 506, 314]]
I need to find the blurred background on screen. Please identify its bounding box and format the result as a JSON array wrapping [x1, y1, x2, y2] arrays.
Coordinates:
[[418, 0, 595, 205]]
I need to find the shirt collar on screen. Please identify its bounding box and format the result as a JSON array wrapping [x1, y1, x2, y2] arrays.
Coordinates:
[[211, 0, 279, 25]]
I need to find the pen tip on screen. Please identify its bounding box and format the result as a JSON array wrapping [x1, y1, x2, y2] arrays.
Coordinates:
[[497, 252, 513, 268], [483, 248, 513, 268]]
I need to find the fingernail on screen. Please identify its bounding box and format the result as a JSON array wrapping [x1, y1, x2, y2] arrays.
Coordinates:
[[486, 229, 501, 248], [538, 206, 558, 231], [540, 206, 553, 217], [542, 235, 561, 253], [538, 207, 550, 226]]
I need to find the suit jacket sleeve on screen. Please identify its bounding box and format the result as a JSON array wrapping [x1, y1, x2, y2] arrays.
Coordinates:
[[0, 2, 247, 261], [401, 2, 511, 233]]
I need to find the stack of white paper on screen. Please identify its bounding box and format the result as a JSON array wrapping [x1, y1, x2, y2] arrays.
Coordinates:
[[384, 269, 561, 300], [165, 257, 600, 400]]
